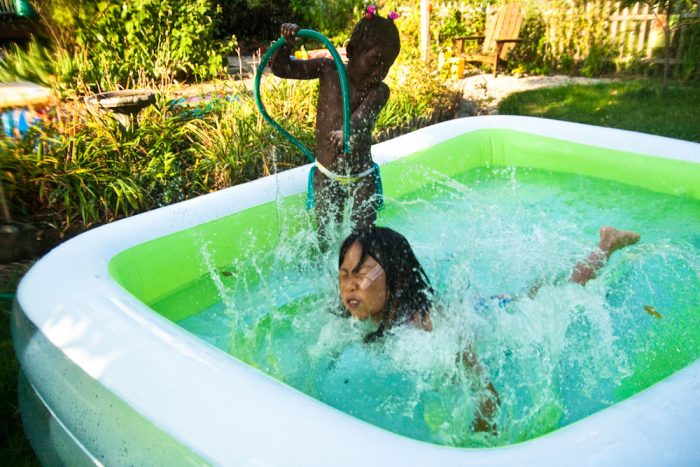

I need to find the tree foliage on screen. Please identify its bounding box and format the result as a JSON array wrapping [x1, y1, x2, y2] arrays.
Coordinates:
[[213, 0, 366, 46], [619, 0, 697, 86], [31, 0, 235, 92]]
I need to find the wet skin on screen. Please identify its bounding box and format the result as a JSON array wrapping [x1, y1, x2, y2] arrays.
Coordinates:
[[270, 23, 397, 235], [339, 241, 387, 322]]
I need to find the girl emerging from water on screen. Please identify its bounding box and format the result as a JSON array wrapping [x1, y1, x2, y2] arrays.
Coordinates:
[[337, 225, 640, 432], [270, 8, 400, 246]]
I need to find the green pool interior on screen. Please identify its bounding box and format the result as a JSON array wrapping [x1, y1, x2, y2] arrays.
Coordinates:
[[110, 128, 700, 447]]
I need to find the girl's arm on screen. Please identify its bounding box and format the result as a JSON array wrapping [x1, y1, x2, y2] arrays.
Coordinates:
[[329, 83, 390, 151], [462, 346, 500, 434], [269, 23, 331, 80], [352, 83, 390, 132]]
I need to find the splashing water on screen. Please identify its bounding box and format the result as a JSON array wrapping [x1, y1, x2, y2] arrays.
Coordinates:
[[178, 167, 700, 447]]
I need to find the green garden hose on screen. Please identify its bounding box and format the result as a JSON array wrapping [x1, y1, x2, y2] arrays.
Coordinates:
[[254, 29, 351, 161], [0, 292, 16, 301]]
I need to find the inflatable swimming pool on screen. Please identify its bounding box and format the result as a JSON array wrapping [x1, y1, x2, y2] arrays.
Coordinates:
[[12, 116, 700, 465]]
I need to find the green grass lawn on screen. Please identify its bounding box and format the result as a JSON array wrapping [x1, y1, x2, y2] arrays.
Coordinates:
[[498, 80, 700, 143]]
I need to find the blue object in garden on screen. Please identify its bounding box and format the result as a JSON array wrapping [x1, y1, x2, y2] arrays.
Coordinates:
[[167, 95, 240, 120], [1, 108, 34, 138]]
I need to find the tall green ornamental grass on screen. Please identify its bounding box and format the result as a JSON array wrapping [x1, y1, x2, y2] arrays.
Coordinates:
[[377, 61, 463, 134], [184, 80, 317, 192], [0, 41, 54, 87], [1, 59, 460, 235], [1, 79, 315, 232]]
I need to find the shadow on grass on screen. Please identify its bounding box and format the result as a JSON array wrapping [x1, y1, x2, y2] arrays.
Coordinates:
[[498, 80, 700, 143], [1, 261, 40, 466]]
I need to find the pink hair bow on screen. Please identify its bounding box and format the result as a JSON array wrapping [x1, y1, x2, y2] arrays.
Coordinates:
[[365, 4, 376, 19]]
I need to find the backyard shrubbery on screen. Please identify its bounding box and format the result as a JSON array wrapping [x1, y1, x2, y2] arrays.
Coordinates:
[[1, 58, 461, 236], [1, 0, 236, 94], [0, 1, 464, 238], [506, 0, 700, 80]]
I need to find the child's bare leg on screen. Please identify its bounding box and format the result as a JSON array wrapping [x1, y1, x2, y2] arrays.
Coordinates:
[[314, 176, 344, 252], [570, 226, 640, 285], [349, 175, 379, 231]]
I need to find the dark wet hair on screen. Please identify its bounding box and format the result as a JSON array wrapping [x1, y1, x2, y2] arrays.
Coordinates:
[[346, 14, 401, 64], [339, 226, 433, 342]]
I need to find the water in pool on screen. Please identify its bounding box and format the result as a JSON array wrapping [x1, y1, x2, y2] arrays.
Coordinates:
[[178, 167, 700, 447]]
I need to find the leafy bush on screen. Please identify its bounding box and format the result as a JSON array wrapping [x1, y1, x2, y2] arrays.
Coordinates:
[[1, 57, 461, 234], [679, 20, 700, 81], [505, 0, 697, 79], [506, 0, 619, 76], [505, 9, 550, 76], [213, 0, 303, 45], [213, 0, 365, 46], [397, 1, 489, 61], [376, 60, 462, 136], [437, 9, 470, 44], [292, 0, 367, 41], [0, 41, 53, 86], [25, 0, 236, 93]]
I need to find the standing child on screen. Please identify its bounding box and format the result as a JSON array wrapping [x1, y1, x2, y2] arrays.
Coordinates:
[[270, 8, 401, 245]]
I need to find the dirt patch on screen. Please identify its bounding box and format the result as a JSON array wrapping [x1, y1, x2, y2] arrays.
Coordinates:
[[454, 74, 613, 115]]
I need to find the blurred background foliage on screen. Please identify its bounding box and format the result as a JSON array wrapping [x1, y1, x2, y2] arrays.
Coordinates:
[[2, 0, 699, 93], [2, 0, 237, 94]]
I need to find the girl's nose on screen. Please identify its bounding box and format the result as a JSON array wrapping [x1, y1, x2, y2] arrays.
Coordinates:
[[341, 277, 358, 292]]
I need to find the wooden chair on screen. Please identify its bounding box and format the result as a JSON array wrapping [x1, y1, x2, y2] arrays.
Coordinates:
[[454, 3, 524, 77]]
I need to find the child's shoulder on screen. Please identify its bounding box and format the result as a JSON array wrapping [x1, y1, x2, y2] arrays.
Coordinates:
[[316, 57, 342, 73], [366, 82, 391, 102]]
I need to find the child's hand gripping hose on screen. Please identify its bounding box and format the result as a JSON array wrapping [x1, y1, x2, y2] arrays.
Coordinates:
[[254, 29, 351, 162]]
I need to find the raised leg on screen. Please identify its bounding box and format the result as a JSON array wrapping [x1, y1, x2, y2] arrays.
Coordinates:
[[570, 226, 640, 285]]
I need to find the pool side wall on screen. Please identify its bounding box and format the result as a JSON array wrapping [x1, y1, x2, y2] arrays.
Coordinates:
[[13, 117, 700, 466]]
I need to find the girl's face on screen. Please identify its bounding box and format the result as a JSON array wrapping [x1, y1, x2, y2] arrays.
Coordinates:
[[347, 45, 394, 92], [339, 241, 387, 322]]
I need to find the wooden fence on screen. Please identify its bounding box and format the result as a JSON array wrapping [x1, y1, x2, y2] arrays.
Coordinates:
[[608, 1, 665, 64], [607, 1, 698, 75], [409, 1, 698, 77]]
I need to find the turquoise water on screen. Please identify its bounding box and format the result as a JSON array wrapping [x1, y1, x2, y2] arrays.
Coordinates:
[[179, 167, 700, 447]]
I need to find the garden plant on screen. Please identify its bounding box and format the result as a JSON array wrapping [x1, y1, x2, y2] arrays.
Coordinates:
[[2, 0, 700, 463], [1, 66, 461, 241]]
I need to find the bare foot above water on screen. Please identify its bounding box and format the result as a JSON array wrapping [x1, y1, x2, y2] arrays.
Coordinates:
[[599, 226, 640, 257]]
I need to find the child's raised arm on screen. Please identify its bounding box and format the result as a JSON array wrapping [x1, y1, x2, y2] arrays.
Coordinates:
[[329, 82, 390, 153], [269, 23, 333, 80]]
